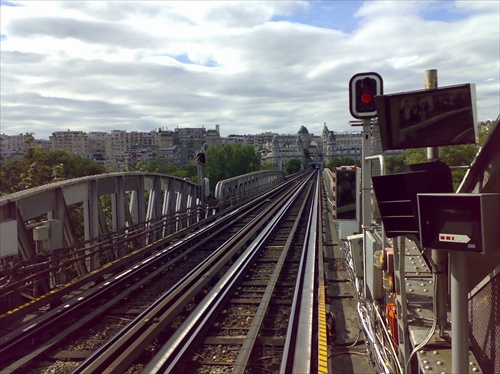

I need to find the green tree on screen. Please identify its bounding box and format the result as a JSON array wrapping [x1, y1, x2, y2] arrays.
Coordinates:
[[128, 158, 199, 182], [385, 154, 406, 174], [284, 158, 302, 175], [261, 161, 277, 171], [177, 163, 198, 182], [205, 143, 261, 192], [393, 122, 493, 190], [399, 144, 480, 190], [392, 146, 476, 190], [326, 156, 359, 169], [400, 148, 427, 165], [303, 148, 311, 160], [326, 158, 340, 168], [0, 149, 105, 194], [477, 121, 493, 144]]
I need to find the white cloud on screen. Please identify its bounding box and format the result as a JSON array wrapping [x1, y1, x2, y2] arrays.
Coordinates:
[[0, 0, 498, 139]]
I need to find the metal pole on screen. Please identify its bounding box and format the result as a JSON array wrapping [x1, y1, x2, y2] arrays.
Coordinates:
[[425, 69, 448, 335], [361, 118, 372, 297], [425, 69, 439, 164], [365, 155, 386, 247], [424, 69, 467, 373], [451, 251, 468, 373], [198, 163, 205, 206], [397, 235, 410, 365]]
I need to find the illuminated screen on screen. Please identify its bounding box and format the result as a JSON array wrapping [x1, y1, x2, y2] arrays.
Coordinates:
[[375, 84, 477, 151]]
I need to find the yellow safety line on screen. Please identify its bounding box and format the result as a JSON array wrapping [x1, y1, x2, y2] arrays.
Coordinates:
[[318, 280, 329, 373]]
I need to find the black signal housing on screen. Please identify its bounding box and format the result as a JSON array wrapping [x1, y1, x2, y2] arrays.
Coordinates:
[[349, 72, 383, 119]]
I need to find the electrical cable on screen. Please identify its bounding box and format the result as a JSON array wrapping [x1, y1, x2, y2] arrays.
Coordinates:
[[404, 261, 439, 373], [373, 302, 403, 373], [358, 302, 391, 374], [342, 238, 398, 374], [328, 351, 368, 358], [331, 330, 363, 349], [342, 239, 387, 373]]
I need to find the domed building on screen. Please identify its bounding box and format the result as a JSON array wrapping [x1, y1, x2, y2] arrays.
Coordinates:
[[298, 125, 311, 149], [296, 135, 304, 149], [260, 125, 324, 171], [263, 135, 305, 171]]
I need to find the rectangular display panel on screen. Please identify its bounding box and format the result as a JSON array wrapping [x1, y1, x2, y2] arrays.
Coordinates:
[[375, 84, 477, 150], [336, 170, 357, 220]]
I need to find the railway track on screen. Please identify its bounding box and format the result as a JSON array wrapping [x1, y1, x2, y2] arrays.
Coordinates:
[[142, 170, 320, 374], [69, 171, 318, 373], [0, 171, 319, 374]]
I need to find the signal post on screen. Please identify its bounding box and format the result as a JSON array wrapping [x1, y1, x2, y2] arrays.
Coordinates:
[[348, 72, 383, 300], [370, 70, 483, 374]]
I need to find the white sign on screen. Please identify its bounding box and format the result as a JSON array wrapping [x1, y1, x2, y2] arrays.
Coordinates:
[[438, 233, 471, 243]]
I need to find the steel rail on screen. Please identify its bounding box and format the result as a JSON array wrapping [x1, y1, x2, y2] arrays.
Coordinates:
[[0, 226, 206, 371], [71, 172, 314, 373], [280, 171, 320, 373], [231, 172, 315, 373], [0, 171, 304, 323], [142, 172, 315, 374], [0, 202, 221, 324], [0, 175, 301, 372]]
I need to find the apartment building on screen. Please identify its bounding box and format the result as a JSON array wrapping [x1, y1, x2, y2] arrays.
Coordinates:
[[206, 125, 221, 147], [0, 133, 38, 160], [87, 132, 108, 159], [50, 130, 88, 155], [105, 130, 134, 169], [128, 131, 158, 149], [322, 122, 403, 166], [0, 132, 36, 151], [157, 126, 221, 165], [176, 127, 206, 163], [158, 129, 176, 148]]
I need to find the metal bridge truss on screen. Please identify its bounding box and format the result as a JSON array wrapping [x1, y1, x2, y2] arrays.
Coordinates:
[[0, 170, 287, 312], [0, 172, 203, 308], [214, 170, 285, 207]]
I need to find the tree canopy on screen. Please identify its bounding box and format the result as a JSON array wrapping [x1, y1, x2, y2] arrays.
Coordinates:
[[0, 149, 106, 195], [284, 158, 302, 175], [260, 161, 277, 171], [128, 159, 198, 182], [205, 143, 261, 192], [326, 156, 360, 169], [385, 122, 493, 190]]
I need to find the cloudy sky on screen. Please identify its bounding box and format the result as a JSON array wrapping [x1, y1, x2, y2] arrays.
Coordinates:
[[1, 1, 498, 139]]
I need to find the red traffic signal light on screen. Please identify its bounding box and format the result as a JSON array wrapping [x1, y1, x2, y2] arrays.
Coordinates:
[[349, 72, 383, 119], [361, 92, 373, 104]]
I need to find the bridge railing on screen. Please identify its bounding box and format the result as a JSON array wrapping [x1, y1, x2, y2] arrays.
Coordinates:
[[0, 172, 209, 310], [214, 170, 286, 208]]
